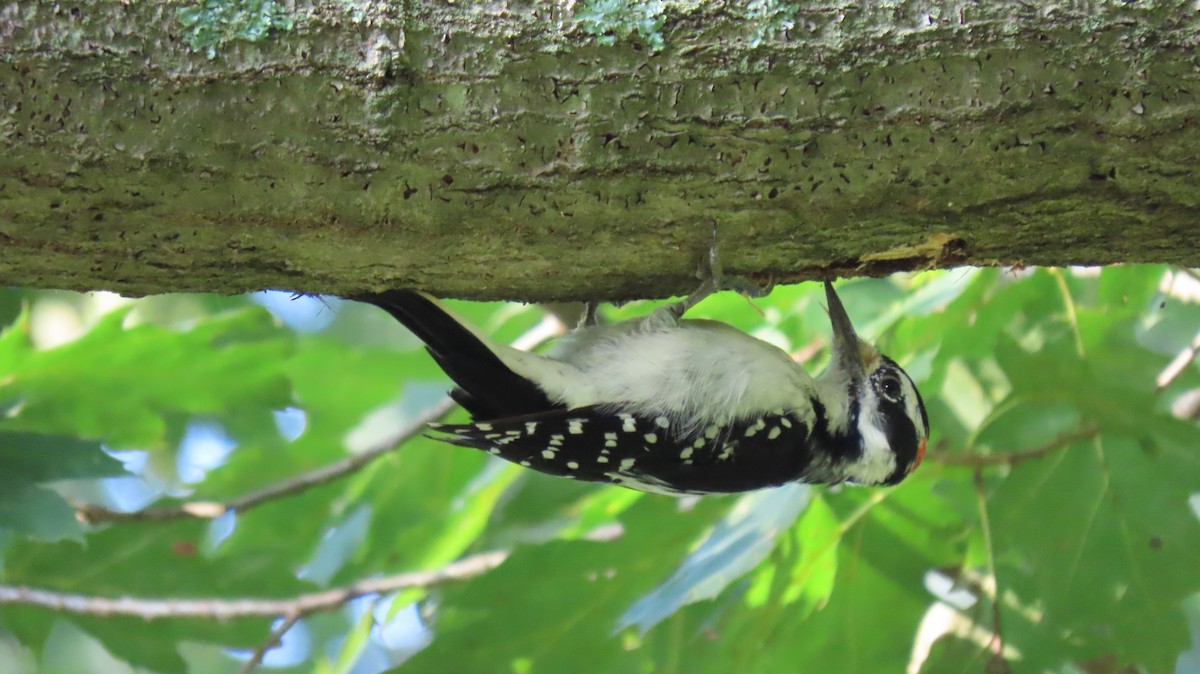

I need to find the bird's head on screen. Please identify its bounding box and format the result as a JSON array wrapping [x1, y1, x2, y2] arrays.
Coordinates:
[[817, 281, 929, 486]]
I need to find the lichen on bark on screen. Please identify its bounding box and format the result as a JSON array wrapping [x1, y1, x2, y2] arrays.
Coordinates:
[[1, 1, 1198, 301]]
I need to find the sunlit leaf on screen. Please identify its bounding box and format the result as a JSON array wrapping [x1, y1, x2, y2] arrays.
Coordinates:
[[0, 431, 124, 483], [0, 431, 125, 541], [394, 496, 730, 674], [1, 266, 1197, 674], [620, 484, 810, 633], [990, 429, 1200, 671], [1, 307, 292, 448], [0, 483, 82, 542]]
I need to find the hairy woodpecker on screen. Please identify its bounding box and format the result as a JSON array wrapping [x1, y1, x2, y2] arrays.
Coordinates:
[[355, 282, 928, 495]]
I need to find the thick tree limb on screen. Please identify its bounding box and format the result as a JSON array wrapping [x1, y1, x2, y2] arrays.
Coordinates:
[[3, 3, 1199, 300]]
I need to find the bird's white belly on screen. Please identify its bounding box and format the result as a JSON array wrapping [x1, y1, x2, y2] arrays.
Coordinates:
[[547, 319, 816, 433]]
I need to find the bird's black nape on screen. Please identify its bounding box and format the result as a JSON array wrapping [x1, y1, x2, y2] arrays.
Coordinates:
[[354, 290, 559, 419]]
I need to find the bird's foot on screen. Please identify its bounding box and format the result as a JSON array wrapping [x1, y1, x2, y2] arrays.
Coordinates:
[[659, 221, 771, 323]]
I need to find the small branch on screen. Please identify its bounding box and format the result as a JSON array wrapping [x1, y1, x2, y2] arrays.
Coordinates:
[[790, 334, 826, 365], [74, 314, 566, 525], [932, 426, 1099, 468], [1156, 328, 1200, 391], [0, 550, 509, 620], [75, 397, 457, 524], [972, 469, 1005, 663], [1171, 388, 1200, 421], [238, 612, 301, 674]]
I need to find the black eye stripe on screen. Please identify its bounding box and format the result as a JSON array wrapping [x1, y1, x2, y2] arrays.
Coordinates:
[[872, 364, 924, 484], [874, 364, 929, 432], [868, 357, 929, 484], [882, 412, 920, 485]]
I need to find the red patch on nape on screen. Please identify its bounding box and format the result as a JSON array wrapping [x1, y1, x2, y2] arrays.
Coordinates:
[[911, 437, 927, 473]]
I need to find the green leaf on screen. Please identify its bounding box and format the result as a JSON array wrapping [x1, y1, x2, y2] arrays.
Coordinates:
[[645, 487, 946, 673], [396, 496, 730, 674], [0, 431, 124, 483], [774, 492, 839, 612], [989, 429, 1200, 671], [2, 518, 309, 598], [0, 267, 1194, 674], [0, 431, 122, 541], [619, 484, 811, 633], [918, 634, 997, 674], [1, 519, 307, 672], [2, 307, 292, 448], [0, 483, 82, 541]]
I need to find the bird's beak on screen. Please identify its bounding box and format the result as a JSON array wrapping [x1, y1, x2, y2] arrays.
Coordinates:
[[825, 281, 877, 380]]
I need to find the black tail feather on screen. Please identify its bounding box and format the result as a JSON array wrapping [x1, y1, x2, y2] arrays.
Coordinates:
[[354, 290, 559, 420]]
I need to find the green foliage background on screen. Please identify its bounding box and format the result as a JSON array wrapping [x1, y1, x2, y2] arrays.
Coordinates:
[[0, 267, 1198, 673]]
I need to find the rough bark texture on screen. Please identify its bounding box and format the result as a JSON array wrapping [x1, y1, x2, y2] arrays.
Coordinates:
[[2, 1, 1198, 301]]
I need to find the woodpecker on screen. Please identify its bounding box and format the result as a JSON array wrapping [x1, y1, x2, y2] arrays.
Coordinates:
[[355, 281, 928, 495]]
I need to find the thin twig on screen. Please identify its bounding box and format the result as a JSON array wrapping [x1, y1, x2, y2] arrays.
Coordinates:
[[1156, 328, 1200, 391], [1171, 388, 1200, 421], [74, 314, 566, 525], [1049, 268, 1085, 358], [74, 397, 457, 524], [932, 426, 1099, 468], [238, 612, 302, 674], [790, 334, 825, 364], [0, 550, 509, 620], [972, 469, 1005, 661]]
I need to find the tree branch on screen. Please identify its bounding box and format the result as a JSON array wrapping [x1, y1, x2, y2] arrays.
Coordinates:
[[74, 397, 456, 524], [73, 314, 566, 525], [5, 5, 1200, 299], [0, 550, 509, 621], [931, 426, 1100, 468], [237, 612, 302, 674], [1156, 328, 1200, 391], [972, 468, 1006, 668]]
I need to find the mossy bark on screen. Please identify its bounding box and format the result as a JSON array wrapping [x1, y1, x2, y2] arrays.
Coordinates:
[[2, 1, 1198, 301]]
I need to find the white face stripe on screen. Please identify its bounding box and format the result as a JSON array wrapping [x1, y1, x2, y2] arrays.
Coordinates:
[[898, 372, 927, 440], [852, 384, 899, 484], [880, 359, 928, 446], [843, 358, 927, 484]]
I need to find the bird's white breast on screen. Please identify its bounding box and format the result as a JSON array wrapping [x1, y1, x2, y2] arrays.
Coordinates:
[[537, 317, 816, 435]]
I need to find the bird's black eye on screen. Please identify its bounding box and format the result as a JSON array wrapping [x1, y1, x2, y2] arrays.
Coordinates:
[[879, 375, 902, 403]]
